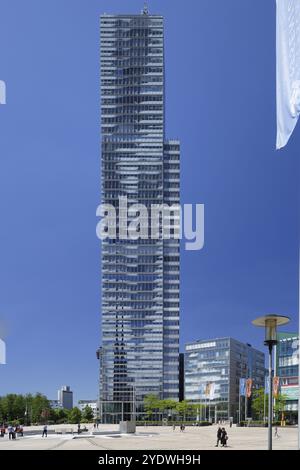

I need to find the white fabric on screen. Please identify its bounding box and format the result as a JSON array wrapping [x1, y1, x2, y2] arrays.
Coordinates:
[[0, 338, 6, 364], [276, 0, 300, 149], [209, 382, 215, 400]]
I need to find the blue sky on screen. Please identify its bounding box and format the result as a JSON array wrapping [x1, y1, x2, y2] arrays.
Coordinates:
[[0, 0, 299, 403]]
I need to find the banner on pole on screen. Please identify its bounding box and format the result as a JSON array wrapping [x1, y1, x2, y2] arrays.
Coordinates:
[[239, 378, 246, 396], [246, 378, 253, 398], [209, 382, 215, 400], [205, 382, 211, 397], [273, 376, 280, 398], [276, 0, 300, 148], [265, 376, 270, 395], [0, 338, 6, 365]]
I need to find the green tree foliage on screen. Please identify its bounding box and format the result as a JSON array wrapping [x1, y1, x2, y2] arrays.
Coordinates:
[[143, 395, 199, 422], [53, 408, 69, 424], [175, 400, 198, 420], [251, 388, 288, 421], [81, 405, 94, 423], [67, 407, 82, 424], [144, 394, 161, 419], [251, 388, 265, 420], [0, 393, 50, 424]]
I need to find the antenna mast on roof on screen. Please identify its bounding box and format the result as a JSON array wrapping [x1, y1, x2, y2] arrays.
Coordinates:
[[142, 2, 149, 15]]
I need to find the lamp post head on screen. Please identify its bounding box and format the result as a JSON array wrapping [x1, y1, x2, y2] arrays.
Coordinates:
[[252, 314, 290, 346]]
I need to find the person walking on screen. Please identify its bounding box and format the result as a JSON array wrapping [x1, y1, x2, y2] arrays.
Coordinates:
[[215, 427, 222, 447], [221, 427, 228, 447], [42, 425, 48, 438], [12, 426, 17, 440], [0, 424, 5, 438], [8, 425, 14, 440], [274, 426, 280, 438], [172, 424, 176, 431]]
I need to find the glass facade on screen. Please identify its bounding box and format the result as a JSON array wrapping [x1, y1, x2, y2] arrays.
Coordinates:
[[185, 338, 265, 422], [276, 332, 299, 418], [99, 11, 180, 423]]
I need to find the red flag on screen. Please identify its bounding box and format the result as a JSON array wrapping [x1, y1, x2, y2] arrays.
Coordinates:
[[246, 378, 253, 398], [273, 377, 280, 398]]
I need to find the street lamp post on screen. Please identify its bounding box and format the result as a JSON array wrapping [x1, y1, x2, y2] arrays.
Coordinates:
[[252, 314, 290, 451]]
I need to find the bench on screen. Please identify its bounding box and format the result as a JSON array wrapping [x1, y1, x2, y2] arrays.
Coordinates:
[[55, 428, 74, 435]]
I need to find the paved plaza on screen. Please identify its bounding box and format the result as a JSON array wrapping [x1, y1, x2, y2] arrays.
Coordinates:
[[0, 424, 297, 450]]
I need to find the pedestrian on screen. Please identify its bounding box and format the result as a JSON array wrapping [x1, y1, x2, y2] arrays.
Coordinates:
[[93, 423, 96, 429], [221, 427, 228, 447], [42, 425, 47, 438], [215, 427, 222, 447], [274, 426, 280, 438], [77, 423, 81, 435], [0, 424, 5, 437], [173, 424, 176, 431], [8, 425, 14, 440]]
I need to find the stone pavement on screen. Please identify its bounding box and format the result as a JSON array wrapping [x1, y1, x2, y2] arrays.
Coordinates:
[[0, 424, 297, 450]]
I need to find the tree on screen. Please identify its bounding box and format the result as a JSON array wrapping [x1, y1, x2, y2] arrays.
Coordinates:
[[31, 393, 51, 424], [68, 407, 82, 424], [251, 388, 265, 420], [144, 394, 160, 420], [82, 406, 94, 423], [0, 394, 26, 423], [251, 388, 288, 421], [274, 394, 287, 420], [53, 408, 68, 424], [158, 399, 177, 420], [176, 400, 195, 421], [0, 393, 50, 424], [13, 395, 26, 421]]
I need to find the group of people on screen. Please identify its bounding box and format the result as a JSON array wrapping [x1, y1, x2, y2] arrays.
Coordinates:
[[216, 427, 228, 447], [0, 424, 24, 440], [172, 424, 186, 432]]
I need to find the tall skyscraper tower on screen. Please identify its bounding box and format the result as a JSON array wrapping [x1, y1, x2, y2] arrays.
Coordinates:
[[99, 8, 180, 423]]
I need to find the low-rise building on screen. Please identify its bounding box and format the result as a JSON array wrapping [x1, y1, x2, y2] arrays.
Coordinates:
[[185, 337, 265, 422], [78, 400, 98, 418], [49, 399, 62, 410], [276, 332, 299, 422]]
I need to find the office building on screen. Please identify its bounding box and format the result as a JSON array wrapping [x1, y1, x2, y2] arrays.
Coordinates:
[[276, 332, 299, 422], [58, 385, 73, 410], [179, 352, 184, 402], [99, 8, 180, 422], [184, 337, 265, 422]]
